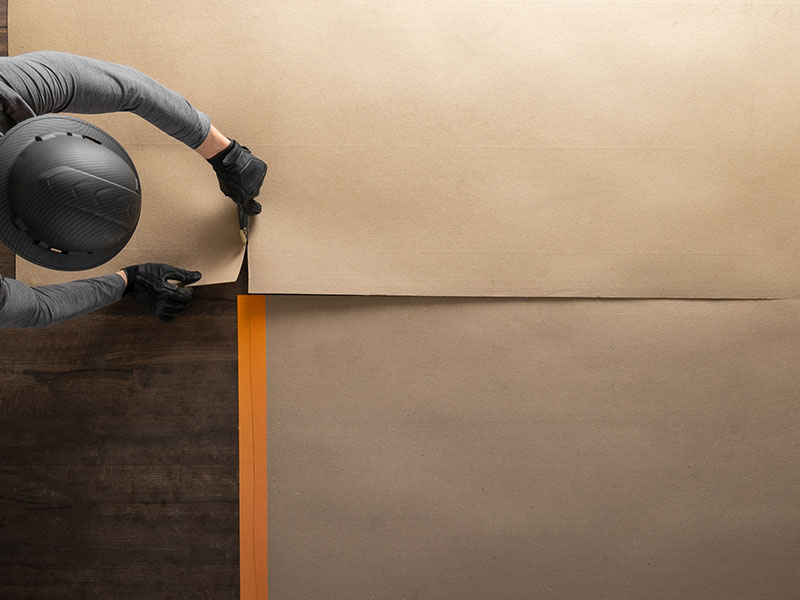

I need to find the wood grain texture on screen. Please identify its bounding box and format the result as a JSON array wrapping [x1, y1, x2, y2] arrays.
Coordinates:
[[0, 280, 245, 599], [0, 4, 243, 595]]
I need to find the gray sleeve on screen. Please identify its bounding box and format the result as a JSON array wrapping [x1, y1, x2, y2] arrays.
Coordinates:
[[0, 273, 125, 329], [0, 50, 211, 148]]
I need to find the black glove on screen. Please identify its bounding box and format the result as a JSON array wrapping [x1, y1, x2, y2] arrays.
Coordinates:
[[208, 140, 266, 216], [123, 263, 202, 322]]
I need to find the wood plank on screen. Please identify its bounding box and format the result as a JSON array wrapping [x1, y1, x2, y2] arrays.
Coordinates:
[[0, 279, 244, 598]]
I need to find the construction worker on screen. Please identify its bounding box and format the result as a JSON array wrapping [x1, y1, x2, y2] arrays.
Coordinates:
[[0, 51, 266, 327]]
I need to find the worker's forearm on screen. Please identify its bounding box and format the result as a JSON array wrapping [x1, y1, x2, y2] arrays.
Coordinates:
[[196, 124, 231, 159], [0, 273, 126, 329], [0, 50, 211, 148]]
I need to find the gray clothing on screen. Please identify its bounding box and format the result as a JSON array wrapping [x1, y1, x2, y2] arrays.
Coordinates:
[[0, 51, 212, 328], [0, 274, 125, 328], [0, 51, 210, 146]]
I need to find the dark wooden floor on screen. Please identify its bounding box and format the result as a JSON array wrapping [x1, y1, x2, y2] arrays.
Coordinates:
[[0, 3, 242, 597]]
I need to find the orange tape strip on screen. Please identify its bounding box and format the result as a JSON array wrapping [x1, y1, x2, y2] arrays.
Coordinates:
[[238, 295, 268, 600]]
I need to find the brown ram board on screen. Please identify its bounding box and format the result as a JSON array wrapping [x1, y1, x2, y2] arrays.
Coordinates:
[[265, 296, 800, 599]]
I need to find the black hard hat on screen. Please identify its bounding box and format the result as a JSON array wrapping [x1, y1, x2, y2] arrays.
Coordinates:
[[0, 114, 141, 271]]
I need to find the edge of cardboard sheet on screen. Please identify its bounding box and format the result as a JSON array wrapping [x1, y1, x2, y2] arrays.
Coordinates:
[[245, 240, 800, 299]]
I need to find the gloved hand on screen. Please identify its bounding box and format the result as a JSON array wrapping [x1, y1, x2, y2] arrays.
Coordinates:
[[209, 140, 266, 216], [122, 263, 202, 322]]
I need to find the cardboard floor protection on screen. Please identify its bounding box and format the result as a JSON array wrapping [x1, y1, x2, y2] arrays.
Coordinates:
[[10, 0, 800, 296], [264, 295, 800, 599], [10, 4, 246, 287]]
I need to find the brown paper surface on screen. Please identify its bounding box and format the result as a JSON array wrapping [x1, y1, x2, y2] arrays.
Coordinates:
[[234, 1, 800, 297], [12, 0, 800, 296], [266, 296, 800, 599], [9, 3, 246, 286]]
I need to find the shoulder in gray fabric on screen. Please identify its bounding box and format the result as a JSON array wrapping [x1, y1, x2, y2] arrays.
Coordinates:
[[0, 78, 36, 133]]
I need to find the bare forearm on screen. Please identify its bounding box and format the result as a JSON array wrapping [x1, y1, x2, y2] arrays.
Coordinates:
[[196, 125, 231, 159]]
